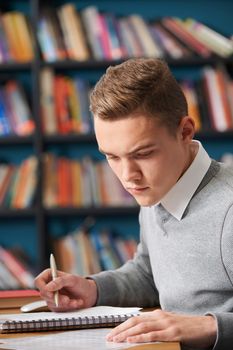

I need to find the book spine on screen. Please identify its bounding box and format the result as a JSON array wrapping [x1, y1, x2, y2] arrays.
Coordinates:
[[0, 246, 35, 289], [58, 4, 89, 61], [5, 81, 35, 136], [0, 260, 21, 289], [40, 68, 57, 134], [202, 67, 229, 131], [129, 15, 163, 58], [162, 17, 211, 58], [38, 17, 58, 62], [74, 78, 92, 134], [81, 6, 104, 60]]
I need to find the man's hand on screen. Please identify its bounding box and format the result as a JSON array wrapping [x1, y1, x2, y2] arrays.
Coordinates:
[[35, 269, 97, 312], [106, 309, 217, 349]]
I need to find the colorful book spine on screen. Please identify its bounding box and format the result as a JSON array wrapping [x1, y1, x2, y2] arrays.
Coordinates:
[[162, 17, 212, 58], [0, 246, 35, 289]]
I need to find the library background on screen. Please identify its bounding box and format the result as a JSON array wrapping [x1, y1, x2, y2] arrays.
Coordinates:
[[0, 0, 232, 290]]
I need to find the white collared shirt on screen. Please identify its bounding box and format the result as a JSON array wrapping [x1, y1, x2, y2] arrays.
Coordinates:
[[160, 140, 211, 221]]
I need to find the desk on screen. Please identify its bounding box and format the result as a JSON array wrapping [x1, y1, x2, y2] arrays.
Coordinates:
[[0, 308, 180, 350]]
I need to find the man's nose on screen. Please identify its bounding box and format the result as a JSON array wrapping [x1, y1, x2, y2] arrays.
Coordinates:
[[121, 159, 141, 182]]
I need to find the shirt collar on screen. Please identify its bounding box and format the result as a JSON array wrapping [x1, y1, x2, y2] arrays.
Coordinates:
[[160, 140, 211, 221]]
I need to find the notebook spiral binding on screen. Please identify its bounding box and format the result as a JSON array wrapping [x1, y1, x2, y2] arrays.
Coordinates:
[[1, 313, 134, 333]]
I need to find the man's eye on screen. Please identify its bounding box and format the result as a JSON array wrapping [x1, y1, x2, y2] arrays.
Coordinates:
[[135, 151, 153, 158], [106, 155, 118, 160]]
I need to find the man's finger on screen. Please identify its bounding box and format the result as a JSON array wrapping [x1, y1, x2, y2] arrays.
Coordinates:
[[126, 329, 175, 343], [106, 315, 142, 340], [34, 269, 52, 289], [110, 321, 161, 342]]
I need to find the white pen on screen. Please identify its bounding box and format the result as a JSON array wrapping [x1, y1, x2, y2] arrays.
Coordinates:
[[50, 253, 59, 307]]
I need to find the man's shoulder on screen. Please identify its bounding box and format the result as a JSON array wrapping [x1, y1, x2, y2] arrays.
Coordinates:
[[198, 159, 233, 195], [214, 161, 233, 192]]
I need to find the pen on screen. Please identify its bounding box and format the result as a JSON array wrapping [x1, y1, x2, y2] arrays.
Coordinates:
[[50, 253, 59, 307]]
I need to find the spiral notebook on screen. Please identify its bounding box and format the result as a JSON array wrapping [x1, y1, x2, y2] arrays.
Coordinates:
[[0, 306, 141, 334]]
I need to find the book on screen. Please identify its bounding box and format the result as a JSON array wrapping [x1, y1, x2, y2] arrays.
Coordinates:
[[10, 11, 34, 62], [40, 68, 57, 134], [39, 8, 67, 61], [0, 261, 21, 290], [4, 81, 35, 136], [58, 3, 90, 61], [0, 246, 35, 289], [0, 290, 41, 309], [128, 15, 163, 58], [0, 306, 140, 333], [81, 6, 105, 60], [202, 67, 231, 131], [180, 80, 202, 131], [150, 22, 193, 60], [0, 165, 15, 206], [161, 17, 212, 58], [184, 18, 233, 58]]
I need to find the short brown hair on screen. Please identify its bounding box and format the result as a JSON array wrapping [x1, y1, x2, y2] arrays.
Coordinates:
[[90, 58, 188, 132]]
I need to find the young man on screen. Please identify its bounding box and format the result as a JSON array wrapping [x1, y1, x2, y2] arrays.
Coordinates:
[[35, 58, 233, 350]]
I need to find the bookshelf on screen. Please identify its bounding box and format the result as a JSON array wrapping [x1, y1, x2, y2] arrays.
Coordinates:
[[0, 0, 233, 281]]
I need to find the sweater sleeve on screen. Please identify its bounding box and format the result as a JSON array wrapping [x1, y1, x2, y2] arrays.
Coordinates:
[[205, 313, 233, 350], [207, 203, 233, 350], [90, 211, 159, 307]]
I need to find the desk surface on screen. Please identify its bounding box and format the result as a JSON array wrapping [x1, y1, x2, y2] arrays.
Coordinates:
[[0, 307, 180, 350]]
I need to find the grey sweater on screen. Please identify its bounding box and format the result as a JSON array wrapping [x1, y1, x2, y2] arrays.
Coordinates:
[[92, 160, 233, 350]]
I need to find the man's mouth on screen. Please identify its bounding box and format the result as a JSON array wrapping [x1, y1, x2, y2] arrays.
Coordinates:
[[126, 187, 149, 195]]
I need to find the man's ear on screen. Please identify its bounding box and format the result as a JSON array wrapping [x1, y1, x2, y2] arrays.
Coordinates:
[[179, 116, 195, 143]]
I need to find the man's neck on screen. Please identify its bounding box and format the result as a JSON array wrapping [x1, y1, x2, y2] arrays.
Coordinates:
[[181, 141, 199, 179]]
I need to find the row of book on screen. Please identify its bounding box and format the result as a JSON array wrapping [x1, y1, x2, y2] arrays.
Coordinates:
[[43, 153, 135, 208], [0, 245, 35, 290], [38, 3, 233, 62], [0, 226, 138, 290], [0, 65, 232, 138], [201, 66, 233, 132], [40, 68, 93, 135], [0, 10, 34, 63], [182, 66, 233, 132], [0, 156, 38, 209], [40, 65, 233, 135], [1, 149, 232, 212], [0, 80, 35, 136], [1, 5, 232, 64], [54, 226, 138, 276]]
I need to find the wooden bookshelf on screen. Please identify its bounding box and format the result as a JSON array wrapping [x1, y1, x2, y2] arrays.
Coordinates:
[[44, 206, 139, 217], [42, 130, 233, 145], [43, 133, 96, 144], [0, 208, 36, 218], [0, 63, 32, 72], [40, 56, 233, 69], [196, 130, 233, 140], [0, 135, 34, 145]]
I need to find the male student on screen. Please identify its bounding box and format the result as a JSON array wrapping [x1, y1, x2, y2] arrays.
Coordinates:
[[35, 58, 233, 350]]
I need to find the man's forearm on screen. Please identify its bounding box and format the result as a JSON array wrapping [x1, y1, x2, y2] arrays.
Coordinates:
[[91, 258, 159, 307]]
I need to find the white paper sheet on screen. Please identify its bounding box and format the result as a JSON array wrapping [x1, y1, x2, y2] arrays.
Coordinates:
[[0, 328, 157, 350]]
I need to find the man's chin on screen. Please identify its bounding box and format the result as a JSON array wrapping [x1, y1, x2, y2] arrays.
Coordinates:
[[134, 196, 158, 207]]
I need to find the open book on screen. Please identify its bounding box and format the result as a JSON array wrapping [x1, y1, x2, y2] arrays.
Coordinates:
[[0, 306, 141, 333]]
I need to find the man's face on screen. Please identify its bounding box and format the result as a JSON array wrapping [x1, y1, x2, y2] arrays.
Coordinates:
[[94, 114, 192, 206]]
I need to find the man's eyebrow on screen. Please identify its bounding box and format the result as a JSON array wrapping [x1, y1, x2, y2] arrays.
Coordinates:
[[99, 144, 156, 156], [98, 148, 108, 155]]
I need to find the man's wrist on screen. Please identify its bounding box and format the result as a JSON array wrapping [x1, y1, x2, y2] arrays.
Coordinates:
[[204, 315, 217, 348], [86, 277, 98, 306]]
